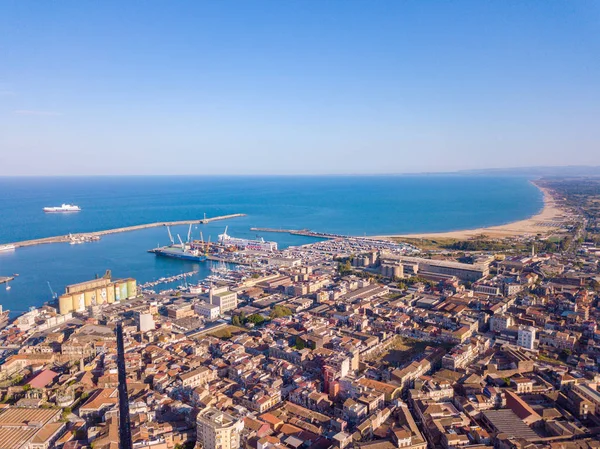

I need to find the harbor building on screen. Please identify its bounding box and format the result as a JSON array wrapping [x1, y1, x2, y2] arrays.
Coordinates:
[[196, 407, 243, 449], [58, 272, 137, 315]]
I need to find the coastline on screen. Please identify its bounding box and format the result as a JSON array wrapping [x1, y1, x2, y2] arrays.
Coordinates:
[[373, 182, 567, 241]]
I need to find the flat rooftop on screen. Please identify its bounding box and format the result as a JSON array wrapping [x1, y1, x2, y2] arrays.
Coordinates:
[[482, 409, 539, 441]]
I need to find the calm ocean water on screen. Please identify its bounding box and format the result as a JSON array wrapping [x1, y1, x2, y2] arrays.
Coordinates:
[[0, 175, 542, 316]]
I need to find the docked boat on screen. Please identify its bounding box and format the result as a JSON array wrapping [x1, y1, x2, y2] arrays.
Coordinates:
[[218, 226, 277, 251], [43, 204, 81, 213], [150, 245, 207, 262], [0, 244, 16, 252]]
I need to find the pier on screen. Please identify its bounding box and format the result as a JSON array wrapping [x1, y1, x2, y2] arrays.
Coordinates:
[[0, 276, 14, 285], [250, 227, 345, 239], [4, 214, 246, 249]]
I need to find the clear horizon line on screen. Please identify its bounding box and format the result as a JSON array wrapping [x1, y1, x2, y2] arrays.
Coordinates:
[[1, 164, 600, 178]]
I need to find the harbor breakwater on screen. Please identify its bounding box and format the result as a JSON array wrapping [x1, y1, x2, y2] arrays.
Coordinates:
[[5, 214, 246, 249]]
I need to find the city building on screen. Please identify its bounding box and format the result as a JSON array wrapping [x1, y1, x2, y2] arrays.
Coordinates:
[[210, 287, 238, 313], [196, 407, 244, 449], [517, 325, 536, 350]]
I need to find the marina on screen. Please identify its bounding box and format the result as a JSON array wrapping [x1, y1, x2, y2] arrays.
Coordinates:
[[138, 270, 199, 290]]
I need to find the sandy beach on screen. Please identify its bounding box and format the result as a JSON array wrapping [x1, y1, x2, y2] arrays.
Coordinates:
[[374, 183, 568, 241]]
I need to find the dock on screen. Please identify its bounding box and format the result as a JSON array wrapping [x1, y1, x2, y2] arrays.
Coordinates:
[[250, 227, 345, 239], [0, 276, 14, 285], [205, 255, 252, 266], [4, 214, 246, 249]]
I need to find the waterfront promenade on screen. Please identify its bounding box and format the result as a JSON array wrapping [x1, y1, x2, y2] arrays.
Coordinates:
[[5, 213, 246, 249]]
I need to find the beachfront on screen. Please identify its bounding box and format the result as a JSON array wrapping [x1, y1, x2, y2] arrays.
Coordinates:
[[375, 183, 569, 240]]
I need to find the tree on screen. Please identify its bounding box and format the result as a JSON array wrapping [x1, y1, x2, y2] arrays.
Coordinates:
[[247, 314, 265, 325], [232, 315, 241, 327], [338, 260, 352, 276], [295, 336, 306, 350], [270, 305, 292, 319]]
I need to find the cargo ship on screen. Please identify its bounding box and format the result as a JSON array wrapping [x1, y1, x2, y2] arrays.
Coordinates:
[[218, 227, 277, 251], [149, 225, 207, 262], [150, 245, 207, 262], [43, 204, 81, 213]]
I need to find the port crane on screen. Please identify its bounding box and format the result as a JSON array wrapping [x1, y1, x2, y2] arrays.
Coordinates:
[[166, 226, 175, 245], [47, 282, 58, 300], [205, 235, 211, 256], [187, 224, 193, 244]]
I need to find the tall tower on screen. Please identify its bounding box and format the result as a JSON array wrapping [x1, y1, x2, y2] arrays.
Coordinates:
[[116, 322, 133, 449]]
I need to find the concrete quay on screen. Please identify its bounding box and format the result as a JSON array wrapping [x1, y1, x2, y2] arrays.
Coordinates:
[[250, 227, 341, 239], [5, 213, 246, 249], [0, 276, 15, 285]]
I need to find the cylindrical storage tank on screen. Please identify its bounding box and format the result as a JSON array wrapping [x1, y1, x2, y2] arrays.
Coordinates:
[[59, 295, 74, 315], [96, 287, 107, 305], [84, 291, 94, 307], [127, 280, 137, 298], [74, 293, 85, 312], [119, 283, 128, 301], [106, 285, 115, 303]]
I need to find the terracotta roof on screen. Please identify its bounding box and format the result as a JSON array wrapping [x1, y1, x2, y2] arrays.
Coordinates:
[[26, 369, 58, 389]]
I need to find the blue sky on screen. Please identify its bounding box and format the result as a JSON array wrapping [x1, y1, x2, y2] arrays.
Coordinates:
[[1, 1, 599, 175]]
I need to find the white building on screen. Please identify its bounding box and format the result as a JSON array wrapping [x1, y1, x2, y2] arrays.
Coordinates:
[[196, 407, 243, 449], [137, 312, 155, 332], [195, 301, 221, 321], [490, 314, 513, 333], [517, 325, 536, 350], [210, 287, 238, 314]]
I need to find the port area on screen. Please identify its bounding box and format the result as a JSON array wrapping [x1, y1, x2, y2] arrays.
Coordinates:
[[0, 276, 14, 285], [250, 227, 345, 239], [3, 214, 246, 249]]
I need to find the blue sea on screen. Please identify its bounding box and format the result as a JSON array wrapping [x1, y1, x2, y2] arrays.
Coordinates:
[[0, 175, 542, 316]]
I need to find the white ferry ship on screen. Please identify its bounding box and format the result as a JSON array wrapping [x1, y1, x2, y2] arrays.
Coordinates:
[[43, 204, 81, 213], [218, 226, 277, 251], [0, 244, 16, 252]]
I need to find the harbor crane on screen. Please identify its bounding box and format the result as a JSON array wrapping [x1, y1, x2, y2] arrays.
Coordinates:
[[177, 234, 185, 248], [187, 223, 192, 243], [205, 235, 211, 256], [166, 226, 175, 245], [47, 282, 58, 300]]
